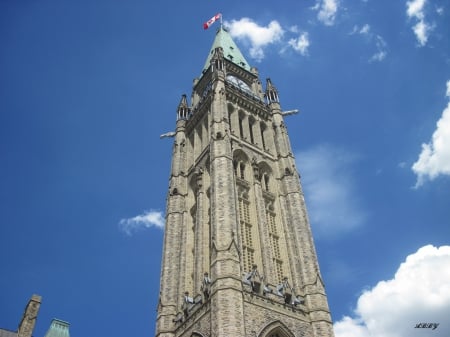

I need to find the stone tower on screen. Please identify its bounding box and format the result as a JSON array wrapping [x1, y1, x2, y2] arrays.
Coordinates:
[[17, 294, 41, 337], [156, 27, 334, 337]]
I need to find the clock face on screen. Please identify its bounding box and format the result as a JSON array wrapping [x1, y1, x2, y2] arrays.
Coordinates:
[[226, 75, 252, 93]]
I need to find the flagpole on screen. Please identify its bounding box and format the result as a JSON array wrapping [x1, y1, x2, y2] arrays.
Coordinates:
[[220, 13, 223, 29]]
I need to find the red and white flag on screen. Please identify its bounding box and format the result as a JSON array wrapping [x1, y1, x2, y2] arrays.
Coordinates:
[[203, 13, 221, 30]]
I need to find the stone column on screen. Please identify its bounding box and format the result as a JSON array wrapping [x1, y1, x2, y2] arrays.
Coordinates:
[[18, 294, 41, 337], [209, 72, 245, 337], [156, 120, 187, 337]]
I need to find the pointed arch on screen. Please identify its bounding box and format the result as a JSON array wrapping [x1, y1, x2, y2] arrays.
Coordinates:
[[258, 320, 296, 337], [233, 149, 250, 181], [258, 161, 273, 192], [191, 332, 206, 337]]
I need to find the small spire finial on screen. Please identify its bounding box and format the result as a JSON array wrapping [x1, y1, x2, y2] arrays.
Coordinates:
[[265, 78, 279, 103], [177, 94, 189, 120]]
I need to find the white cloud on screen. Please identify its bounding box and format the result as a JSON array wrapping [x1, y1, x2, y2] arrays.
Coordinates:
[[288, 32, 310, 56], [406, 0, 432, 46], [334, 245, 450, 337], [369, 35, 388, 62], [359, 24, 370, 35], [349, 24, 370, 36], [313, 0, 340, 26], [296, 144, 366, 237], [225, 18, 284, 61], [406, 0, 426, 20], [412, 80, 450, 187], [412, 20, 431, 46], [119, 210, 164, 235]]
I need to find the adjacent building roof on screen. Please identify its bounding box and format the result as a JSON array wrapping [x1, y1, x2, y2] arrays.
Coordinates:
[[0, 328, 17, 337], [202, 27, 251, 73], [43, 319, 70, 337]]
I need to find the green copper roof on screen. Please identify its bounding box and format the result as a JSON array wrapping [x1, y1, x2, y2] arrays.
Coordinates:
[[44, 319, 70, 337], [202, 27, 251, 73]]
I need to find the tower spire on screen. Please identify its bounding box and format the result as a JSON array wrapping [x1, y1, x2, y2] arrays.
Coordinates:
[[202, 26, 251, 74]]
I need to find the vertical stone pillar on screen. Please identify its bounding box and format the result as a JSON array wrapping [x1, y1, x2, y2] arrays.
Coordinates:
[[194, 169, 204, 292], [252, 119, 263, 149], [229, 105, 240, 138], [156, 119, 187, 337], [18, 294, 41, 337], [209, 72, 245, 337], [270, 102, 334, 337]]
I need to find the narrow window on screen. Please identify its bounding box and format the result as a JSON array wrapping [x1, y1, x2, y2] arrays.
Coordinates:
[[238, 116, 244, 139], [260, 123, 266, 150], [248, 119, 254, 144], [240, 163, 245, 180]]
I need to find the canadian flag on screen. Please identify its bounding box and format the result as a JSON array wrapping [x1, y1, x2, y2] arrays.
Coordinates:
[[203, 13, 221, 30]]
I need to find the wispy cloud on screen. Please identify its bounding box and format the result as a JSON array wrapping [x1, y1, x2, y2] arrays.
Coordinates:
[[296, 144, 367, 238], [119, 210, 164, 235], [369, 35, 388, 62], [334, 245, 450, 337], [225, 18, 284, 61], [406, 0, 433, 46], [350, 24, 371, 36], [359, 24, 370, 35], [226, 18, 311, 61], [288, 32, 310, 56], [312, 0, 340, 26], [412, 80, 450, 187], [349, 24, 388, 62]]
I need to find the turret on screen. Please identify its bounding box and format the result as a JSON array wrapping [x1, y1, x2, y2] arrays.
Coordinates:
[[176, 94, 189, 121], [265, 78, 280, 104], [44, 319, 70, 337]]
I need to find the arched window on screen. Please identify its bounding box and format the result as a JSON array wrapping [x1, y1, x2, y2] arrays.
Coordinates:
[[233, 160, 246, 181]]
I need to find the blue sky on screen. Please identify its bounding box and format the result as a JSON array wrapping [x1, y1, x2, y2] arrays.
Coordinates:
[[1, 1, 449, 337]]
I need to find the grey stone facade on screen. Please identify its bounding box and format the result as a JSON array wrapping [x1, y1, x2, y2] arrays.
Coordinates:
[[155, 28, 334, 337]]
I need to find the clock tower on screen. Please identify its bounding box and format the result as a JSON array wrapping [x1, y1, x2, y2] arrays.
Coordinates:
[[156, 27, 334, 337]]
